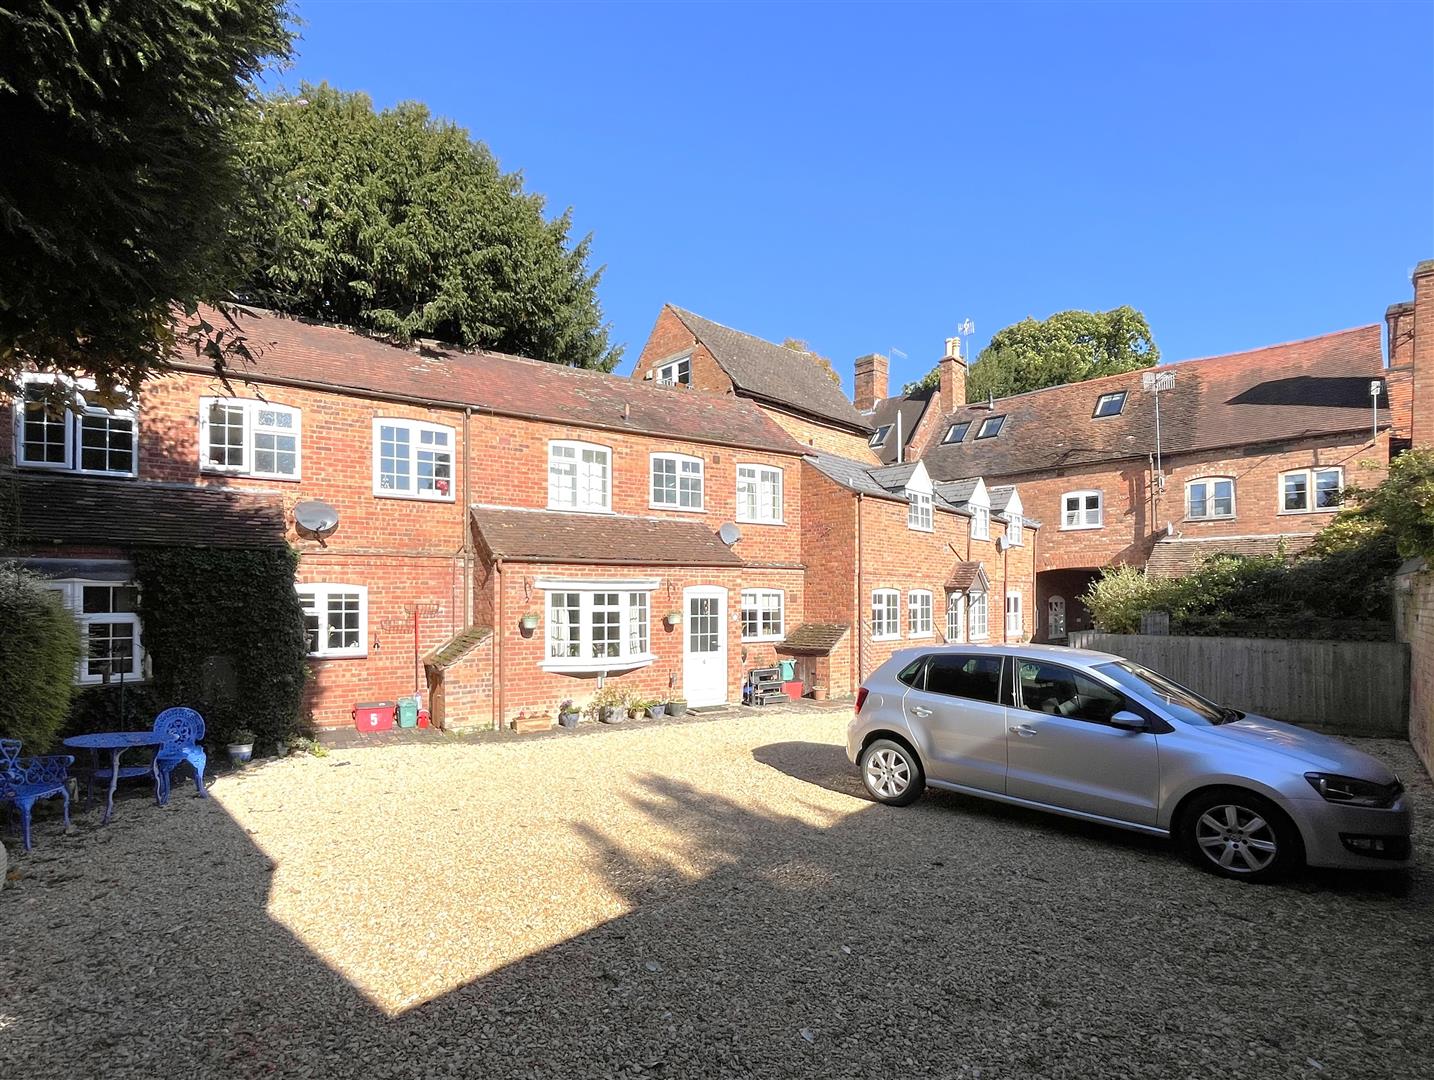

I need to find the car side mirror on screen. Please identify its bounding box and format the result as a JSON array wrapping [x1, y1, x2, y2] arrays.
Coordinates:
[[1110, 710, 1147, 732]]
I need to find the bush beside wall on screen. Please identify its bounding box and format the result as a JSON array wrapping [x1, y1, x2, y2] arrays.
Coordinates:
[[0, 564, 81, 751]]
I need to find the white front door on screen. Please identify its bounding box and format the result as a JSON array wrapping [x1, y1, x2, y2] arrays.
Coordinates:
[[1048, 595, 1067, 640], [683, 586, 728, 707]]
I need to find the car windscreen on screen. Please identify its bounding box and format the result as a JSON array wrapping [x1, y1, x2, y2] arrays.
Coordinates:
[[1094, 660, 1224, 726]]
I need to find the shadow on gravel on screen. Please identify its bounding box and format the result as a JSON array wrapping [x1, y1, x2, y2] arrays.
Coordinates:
[[3, 743, 1431, 1080]]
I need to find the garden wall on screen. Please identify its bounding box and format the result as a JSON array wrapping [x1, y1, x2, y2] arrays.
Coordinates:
[[1394, 560, 1434, 774], [1069, 632, 1409, 738]]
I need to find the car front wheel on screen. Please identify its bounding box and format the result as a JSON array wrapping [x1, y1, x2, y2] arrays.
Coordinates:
[[860, 738, 925, 806], [1180, 788, 1302, 882]]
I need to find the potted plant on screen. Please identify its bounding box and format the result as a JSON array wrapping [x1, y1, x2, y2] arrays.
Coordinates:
[[274, 737, 291, 758], [587, 686, 627, 725], [227, 729, 256, 767], [666, 698, 688, 717], [646, 699, 667, 720], [627, 697, 648, 720], [558, 699, 580, 729]]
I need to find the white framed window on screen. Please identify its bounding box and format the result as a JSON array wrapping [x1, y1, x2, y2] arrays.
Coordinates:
[[871, 589, 900, 640], [1280, 467, 1343, 513], [971, 505, 990, 541], [44, 578, 144, 685], [740, 589, 785, 641], [200, 398, 301, 480], [1186, 477, 1235, 520], [1006, 590, 1023, 638], [943, 421, 971, 445], [1093, 391, 1127, 418], [908, 489, 933, 531], [1007, 514, 1024, 545], [909, 590, 933, 637], [542, 582, 655, 670], [969, 590, 989, 640], [15, 374, 136, 477], [869, 425, 892, 448], [373, 419, 455, 500], [650, 452, 704, 511], [1062, 490, 1103, 530], [737, 463, 783, 524], [547, 440, 612, 512], [298, 584, 367, 658], [946, 592, 965, 643], [655, 355, 691, 386], [976, 415, 1006, 439]]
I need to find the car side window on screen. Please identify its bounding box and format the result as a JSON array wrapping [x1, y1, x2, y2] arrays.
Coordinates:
[[925, 654, 1005, 704], [1016, 661, 1126, 725], [897, 656, 927, 688]]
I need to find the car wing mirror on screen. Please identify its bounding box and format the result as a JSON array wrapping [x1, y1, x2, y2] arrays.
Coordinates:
[[1110, 710, 1148, 732]]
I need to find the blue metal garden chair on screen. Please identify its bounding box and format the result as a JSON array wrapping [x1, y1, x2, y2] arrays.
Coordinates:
[[153, 708, 208, 804], [1, 738, 74, 851]]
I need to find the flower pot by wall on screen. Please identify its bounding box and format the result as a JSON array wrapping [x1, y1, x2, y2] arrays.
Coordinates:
[[227, 743, 254, 767], [811, 687, 828, 701], [599, 706, 623, 725], [559, 711, 580, 730], [666, 700, 688, 717], [646, 705, 665, 719]]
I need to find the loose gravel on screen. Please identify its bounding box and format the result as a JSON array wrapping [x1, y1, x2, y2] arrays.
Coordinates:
[[2, 709, 1431, 1079]]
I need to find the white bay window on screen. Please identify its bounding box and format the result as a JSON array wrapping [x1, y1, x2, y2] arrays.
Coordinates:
[[542, 579, 656, 671]]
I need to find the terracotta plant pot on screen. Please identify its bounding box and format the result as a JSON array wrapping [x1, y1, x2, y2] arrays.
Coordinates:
[[811, 687, 828, 701]]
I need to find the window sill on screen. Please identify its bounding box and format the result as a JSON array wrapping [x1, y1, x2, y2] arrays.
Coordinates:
[[736, 517, 787, 527], [908, 524, 935, 533], [740, 635, 784, 644], [540, 654, 655, 674], [871, 633, 900, 643], [545, 505, 616, 515], [1058, 523, 1103, 531], [203, 466, 302, 484], [1183, 515, 1236, 523], [374, 490, 456, 503], [1277, 507, 1340, 516], [909, 631, 934, 639], [307, 651, 368, 661], [649, 502, 706, 514]]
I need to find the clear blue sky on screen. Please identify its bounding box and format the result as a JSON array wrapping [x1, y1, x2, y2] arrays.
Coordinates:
[[279, 0, 1432, 392]]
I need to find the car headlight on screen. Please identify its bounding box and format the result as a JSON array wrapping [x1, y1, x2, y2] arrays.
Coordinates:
[[1304, 772, 1402, 808]]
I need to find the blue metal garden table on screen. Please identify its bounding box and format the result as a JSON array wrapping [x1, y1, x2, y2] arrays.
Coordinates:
[[62, 731, 165, 825]]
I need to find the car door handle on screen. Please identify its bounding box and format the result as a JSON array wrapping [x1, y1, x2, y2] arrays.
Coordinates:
[[910, 706, 933, 718], [1009, 724, 1038, 737]]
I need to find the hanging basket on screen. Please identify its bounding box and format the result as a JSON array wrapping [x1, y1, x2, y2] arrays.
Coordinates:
[[663, 611, 682, 628], [519, 613, 540, 631]]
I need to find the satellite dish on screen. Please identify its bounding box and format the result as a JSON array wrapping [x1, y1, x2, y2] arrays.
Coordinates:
[[294, 500, 340, 544], [718, 522, 742, 546]]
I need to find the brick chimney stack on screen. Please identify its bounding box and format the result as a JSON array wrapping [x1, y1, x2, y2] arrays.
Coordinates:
[[938, 338, 968, 416], [1412, 261, 1434, 446], [853, 353, 888, 413], [1387, 301, 1416, 368]]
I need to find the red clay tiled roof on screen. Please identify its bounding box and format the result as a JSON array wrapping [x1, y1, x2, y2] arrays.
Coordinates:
[[946, 561, 988, 590], [8, 473, 287, 548], [470, 507, 744, 567], [1145, 533, 1317, 578], [921, 325, 1388, 480], [174, 307, 805, 457]]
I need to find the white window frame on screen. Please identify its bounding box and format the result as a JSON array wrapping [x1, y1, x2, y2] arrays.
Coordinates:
[[372, 418, 456, 501], [871, 589, 901, 641], [976, 415, 1006, 439], [1092, 391, 1127, 418], [869, 425, 892, 448], [44, 577, 144, 685], [971, 505, 990, 541], [740, 588, 785, 642], [736, 463, 784, 524], [908, 590, 933, 638], [655, 355, 691, 386], [1279, 467, 1343, 514], [649, 452, 705, 512], [1186, 476, 1236, 521], [297, 584, 368, 659], [946, 592, 965, 643], [908, 489, 933, 532], [546, 439, 613, 513], [1006, 590, 1023, 638], [969, 590, 989, 641], [15, 373, 137, 478], [539, 579, 657, 672], [199, 397, 302, 480], [1061, 490, 1103, 530]]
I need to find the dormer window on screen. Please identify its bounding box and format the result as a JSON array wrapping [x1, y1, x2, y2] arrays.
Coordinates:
[[975, 415, 1005, 439], [869, 424, 892, 448], [1093, 391, 1126, 418], [943, 421, 971, 445], [908, 489, 933, 531], [655, 355, 691, 386]]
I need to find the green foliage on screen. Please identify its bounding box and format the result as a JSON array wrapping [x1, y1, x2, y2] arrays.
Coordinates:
[[238, 83, 619, 370], [781, 339, 841, 385], [1337, 447, 1434, 561], [0, 1, 293, 395], [584, 685, 631, 720], [907, 308, 1157, 401], [68, 547, 308, 747], [0, 564, 81, 751]]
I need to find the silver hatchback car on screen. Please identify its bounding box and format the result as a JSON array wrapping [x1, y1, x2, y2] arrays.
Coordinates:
[[849, 644, 1412, 882]]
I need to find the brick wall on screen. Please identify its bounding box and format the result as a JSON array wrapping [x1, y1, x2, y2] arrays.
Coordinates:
[[632, 307, 733, 394], [1394, 565, 1434, 774], [759, 405, 879, 463], [1411, 262, 1434, 446]]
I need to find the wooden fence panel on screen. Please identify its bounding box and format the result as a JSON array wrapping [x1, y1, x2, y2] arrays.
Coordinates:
[[1068, 633, 1409, 737]]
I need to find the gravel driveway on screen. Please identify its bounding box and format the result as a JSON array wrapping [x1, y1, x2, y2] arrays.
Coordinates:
[[2, 709, 1431, 1079]]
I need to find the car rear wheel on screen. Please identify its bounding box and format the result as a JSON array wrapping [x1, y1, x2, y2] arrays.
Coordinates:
[[859, 738, 924, 806], [1180, 789, 1302, 882]]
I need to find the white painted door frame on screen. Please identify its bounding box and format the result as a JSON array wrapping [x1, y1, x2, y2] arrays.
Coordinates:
[[682, 585, 728, 707]]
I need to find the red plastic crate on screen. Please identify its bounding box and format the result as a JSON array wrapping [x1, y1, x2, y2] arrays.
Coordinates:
[[352, 701, 396, 732]]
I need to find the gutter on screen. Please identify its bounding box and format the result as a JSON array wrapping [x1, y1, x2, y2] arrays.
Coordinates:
[[493, 556, 504, 732]]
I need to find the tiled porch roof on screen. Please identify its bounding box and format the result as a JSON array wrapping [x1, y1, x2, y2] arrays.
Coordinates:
[[776, 622, 850, 656], [470, 506, 744, 567]]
